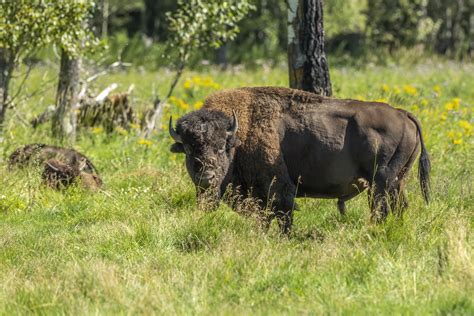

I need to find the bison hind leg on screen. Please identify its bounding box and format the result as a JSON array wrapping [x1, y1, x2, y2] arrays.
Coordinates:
[[389, 179, 409, 217], [337, 199, 346, 215]]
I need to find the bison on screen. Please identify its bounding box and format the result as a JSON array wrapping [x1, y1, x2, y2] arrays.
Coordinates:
[[42, 159, 103, 191], [8, 143, 98, 174], [9, 144, 102, 191], [169, 87, 431, 234]]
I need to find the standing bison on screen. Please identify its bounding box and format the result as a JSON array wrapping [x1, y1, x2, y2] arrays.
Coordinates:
[[169, 87, 430, 233]]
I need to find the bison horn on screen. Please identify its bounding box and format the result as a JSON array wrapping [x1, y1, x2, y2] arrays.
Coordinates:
[[169, 116, 182, 143], [227, 110, 239, 137], [45, 161, 59, 172]]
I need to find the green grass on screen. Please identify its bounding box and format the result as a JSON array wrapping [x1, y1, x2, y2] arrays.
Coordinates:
[[0, 60, 473, 314]]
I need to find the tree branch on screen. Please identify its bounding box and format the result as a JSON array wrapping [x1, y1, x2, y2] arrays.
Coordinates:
[[142, 46, 189, 139], [6, 62, 33, 106]]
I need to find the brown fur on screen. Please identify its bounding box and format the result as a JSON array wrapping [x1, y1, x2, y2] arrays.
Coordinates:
[[42, 159, 102, 191], [8, 143, 98, 174], [172, 87, 430, 234], [9, 144, 103, 192]]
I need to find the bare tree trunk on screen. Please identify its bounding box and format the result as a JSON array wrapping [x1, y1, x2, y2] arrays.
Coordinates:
[[288, 0, 332, 96], [0, 48, 14, 129], [217, 43, 228, 69], [52, 49, 81, 143], [101, 0, 109, 38]]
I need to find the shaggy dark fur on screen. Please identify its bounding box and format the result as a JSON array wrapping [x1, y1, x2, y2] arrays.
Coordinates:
[[42, 159, 103, 191], [8, 143, 98, 174], [9, 144, 102, 191], [170, 87, 431, 234]]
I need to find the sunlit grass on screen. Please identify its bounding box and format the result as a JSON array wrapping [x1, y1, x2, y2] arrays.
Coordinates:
[[0, 60, 472, 314]]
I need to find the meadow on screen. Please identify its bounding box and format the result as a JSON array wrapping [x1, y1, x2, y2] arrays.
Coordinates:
[[0, 60, 472, 314]]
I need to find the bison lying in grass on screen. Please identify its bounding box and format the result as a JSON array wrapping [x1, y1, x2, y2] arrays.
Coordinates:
[[169, 87, 430, 234], [9, 144, 102, 191], [42, 159, 103, 191]]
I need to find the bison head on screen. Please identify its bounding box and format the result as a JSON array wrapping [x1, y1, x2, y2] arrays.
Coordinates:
[[169, 109, 240, 200], [42, 158, 102, 191]]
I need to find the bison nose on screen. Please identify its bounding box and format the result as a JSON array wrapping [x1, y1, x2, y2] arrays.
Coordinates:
[[198, 170, 216, 187]]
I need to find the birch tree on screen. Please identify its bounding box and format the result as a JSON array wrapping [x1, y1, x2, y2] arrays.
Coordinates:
[[288, 0, 332, 96]]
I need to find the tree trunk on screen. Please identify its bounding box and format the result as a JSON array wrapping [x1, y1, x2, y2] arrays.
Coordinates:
[[288, 0, 332, 96], [216, 43, 228, 69], [101, 0, 109, 38], [0, 48, 14, 129], [52, 49, 81, 143]]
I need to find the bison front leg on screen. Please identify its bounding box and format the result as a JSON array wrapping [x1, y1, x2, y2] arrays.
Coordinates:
[[263, 178, 297, 236], [270, 194, 296, 235]]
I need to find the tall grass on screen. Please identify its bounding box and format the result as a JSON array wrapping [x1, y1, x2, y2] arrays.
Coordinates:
[[0, 61, 472, 314]]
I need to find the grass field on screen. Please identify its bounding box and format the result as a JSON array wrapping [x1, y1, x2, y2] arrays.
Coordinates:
[[0, 61, 473, 314]]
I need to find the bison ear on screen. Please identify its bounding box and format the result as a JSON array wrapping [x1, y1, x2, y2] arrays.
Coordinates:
[[226, 137, 241, 150], [170, 143, 185, 153]]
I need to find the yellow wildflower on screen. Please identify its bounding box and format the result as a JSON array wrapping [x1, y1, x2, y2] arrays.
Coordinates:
[[403, 85, 418, 96], [138, 138, 152, 146], [183, 79, 193, 90], [445, 102, 454, 111], [421, 99, 429, 107], [92, 127, 103, 134], [177, 99, 189, 110], [194, 101, 204, 109], [421, 109, 431, 116], [452, 98, 461, 109], [189, 75, 220, 90], [459, 120, 472, 134], [411, 104, 420, 112], [433, 85, 442, 95], [355, 95, 366, 101], [374, 98, 388, 103], [115, 126, 128, 136], [453, 138, 463, 145], [440, 113, 447, 122], [381, 84, 390, 93], [192, 76, 202, 86], [447, 130, 456, 139]]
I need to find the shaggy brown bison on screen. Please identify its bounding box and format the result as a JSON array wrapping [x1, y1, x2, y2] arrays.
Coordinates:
[[9, 144, 102, 191], [8, 143, 98, 174], [42, 159, 103, 190], [169, 87, 430, 234]]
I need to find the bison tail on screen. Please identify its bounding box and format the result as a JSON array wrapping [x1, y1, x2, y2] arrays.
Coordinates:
[[408, 113, 431, 204]]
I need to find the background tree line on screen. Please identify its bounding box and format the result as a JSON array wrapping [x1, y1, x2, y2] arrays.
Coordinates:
[[96, 0, 472, 67], [1, 0, 472, 143]]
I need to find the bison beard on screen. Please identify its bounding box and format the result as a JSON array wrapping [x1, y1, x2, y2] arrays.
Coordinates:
[[169, 87, 431, 234]]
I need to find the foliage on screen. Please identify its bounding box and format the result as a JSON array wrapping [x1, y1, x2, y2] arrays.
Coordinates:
[[0, 61, 473, 313], [166, 0, 255, 65], [224, 0, 287, 64], [0, 0, 98, 60], [365, 0, 425, 50], [142, 0, 254, 137], [325, 0, 367, 38], [365, 0, 473, 58], [426, 0, 473, 58]]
